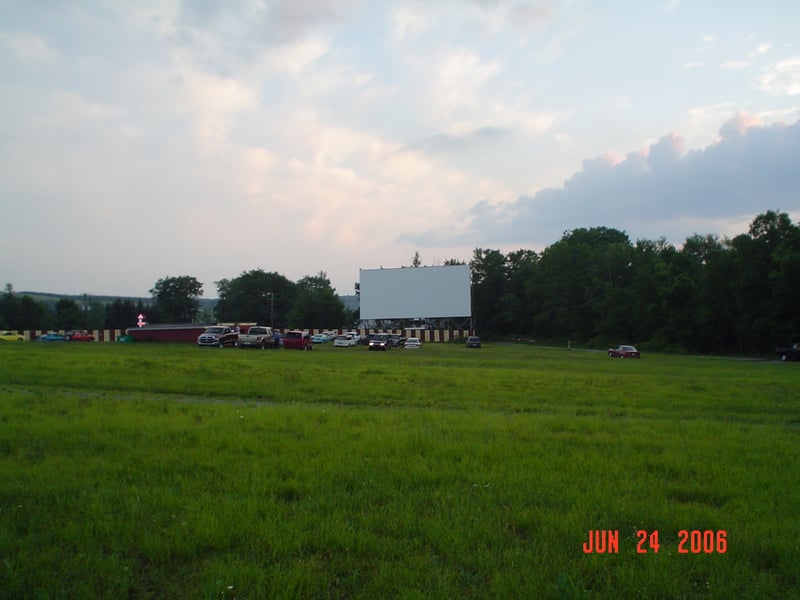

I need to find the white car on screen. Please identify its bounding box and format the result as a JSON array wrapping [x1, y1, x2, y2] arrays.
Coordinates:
[[333, 334, 356, 348], [404, 337, 421, 349]]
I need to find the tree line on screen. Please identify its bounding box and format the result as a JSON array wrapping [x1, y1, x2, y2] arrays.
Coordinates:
[[470, 210, 800, 354], [2, 210, 797, 355], [0, 271, 353, 333]]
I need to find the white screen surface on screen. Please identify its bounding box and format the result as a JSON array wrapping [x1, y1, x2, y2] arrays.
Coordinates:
[[359, 265, 471, 319]]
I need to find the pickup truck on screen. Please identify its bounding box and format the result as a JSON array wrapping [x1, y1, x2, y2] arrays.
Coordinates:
[[237, 326, 276, 349], [776, 342, 800, 362], [197, 326, 238, 348]]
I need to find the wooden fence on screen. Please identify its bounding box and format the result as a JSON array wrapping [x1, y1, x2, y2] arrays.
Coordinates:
[[13, 328, 475, 343]]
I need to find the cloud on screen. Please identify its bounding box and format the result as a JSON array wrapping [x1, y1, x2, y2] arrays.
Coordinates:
[[179, 0, 348, 45], [413, 126, 510, 154], [682, 60, 706, 69], [749, 42, 772, 58], [756, 57, 800, 96], [0, 30, 57, 62], [507, 4, 552, 28], [434, 46, 503, 109], [391, 4, 431, 42], [399, 113, 800, 248], [721, 60, 750, 70], [264, 36, 329, 74]]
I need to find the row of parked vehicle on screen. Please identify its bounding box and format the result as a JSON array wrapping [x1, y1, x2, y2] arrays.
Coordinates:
[[196, 326, 360, 351], [195, 326, 482, 351], [25, 330, 96, 342]]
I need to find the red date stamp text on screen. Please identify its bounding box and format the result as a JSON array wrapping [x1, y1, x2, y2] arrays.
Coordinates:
[[582, 529, 727, 554]]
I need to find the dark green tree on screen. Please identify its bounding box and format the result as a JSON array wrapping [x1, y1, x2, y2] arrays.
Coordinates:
[[215, 270, 296, 328], [629, 239, 672, 345], [1, 285, 52, 330], [729, 210, 800, 352], [288, 272, 346, 329], [105, 299, 139, 329], [0, 284, 18, 329], [150, 276, 203, 323], [502, 249, 539, 335], [470, 248, 508, 335], [54, 299, 84, 330], [532, 227, 633, 343], [18, 295, 52, 330]]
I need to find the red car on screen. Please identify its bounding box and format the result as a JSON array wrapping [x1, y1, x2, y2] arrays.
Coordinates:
[[608, 345, 640, 358], [282, 330, 313, 350], [66, 330, 95, 342]]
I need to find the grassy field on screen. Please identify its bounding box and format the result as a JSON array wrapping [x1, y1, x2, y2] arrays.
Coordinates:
[[1, 341, 798, 598]]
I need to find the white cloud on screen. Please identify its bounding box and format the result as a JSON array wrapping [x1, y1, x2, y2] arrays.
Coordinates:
[[756, 57, 800, 96], [0, 30, 57, 62], [682, 60, 706, 69], [749, 42, 772, 58], [265, 37, 330, 74], [391, 5, 431, 42], [721, 60, 750, 70], [661, 0, 680, 12]]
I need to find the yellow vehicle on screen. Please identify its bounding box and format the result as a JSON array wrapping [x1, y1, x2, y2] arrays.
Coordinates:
[[0, 330, 24, 342]]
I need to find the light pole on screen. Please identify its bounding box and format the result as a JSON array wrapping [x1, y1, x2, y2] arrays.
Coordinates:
[[267, 292, 274, 329]]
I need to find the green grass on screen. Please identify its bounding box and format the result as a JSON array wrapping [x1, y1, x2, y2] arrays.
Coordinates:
[[1, 342, 799, 598]]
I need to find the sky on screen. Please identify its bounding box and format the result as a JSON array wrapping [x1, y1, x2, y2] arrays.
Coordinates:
[[1, 0, 799, 299]]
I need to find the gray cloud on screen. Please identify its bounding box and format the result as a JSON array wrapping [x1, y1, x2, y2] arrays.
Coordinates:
[[400, 113, 800, 248], [412, 126, 510, 155], [179, 0, 349, 45]]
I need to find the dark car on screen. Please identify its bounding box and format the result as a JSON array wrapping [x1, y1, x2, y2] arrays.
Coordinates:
[[283, 330, 313, 350], [608, 345, 640, 358], [465, 336, 481, 348], [776, 342, 800, 362], [66, 330, 95, 342], [388, 334, 406, 348], [368, 333, 391, 351]]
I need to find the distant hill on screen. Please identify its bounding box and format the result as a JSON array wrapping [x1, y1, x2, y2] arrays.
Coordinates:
[[19, 291, 358, 312], [19, 291, 218, 313], [340, 295, 359, 311]]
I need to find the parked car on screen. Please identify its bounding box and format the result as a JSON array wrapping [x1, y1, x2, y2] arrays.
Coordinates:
[[389, 334, 406, 348], [237, 326, 275, 349], [368, 333, 392, 351], [283, 330, 313, 350], [776, 342, 800, 362], [465, 336, 481, 348], [311, 333, 331, 343], [333, 334, 357, 348], [608, 345, 640, 358], [404, 337, 421, 349], [197, 326, 238, 348], [37, 332, 66, 342], [66, 330, 95, 342], [347, 331, 361, 344], [0, 330, 24, 342]]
